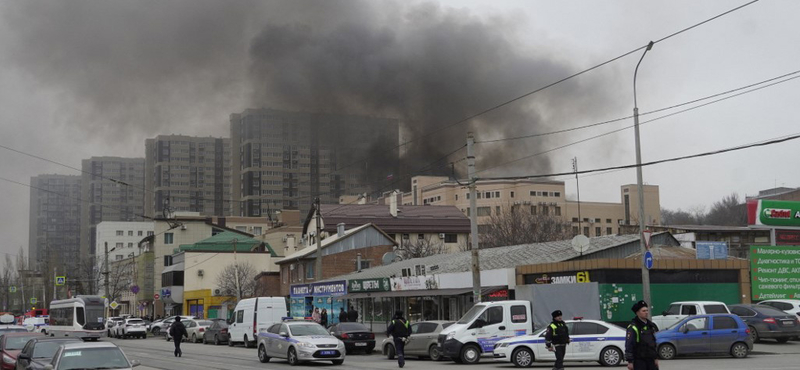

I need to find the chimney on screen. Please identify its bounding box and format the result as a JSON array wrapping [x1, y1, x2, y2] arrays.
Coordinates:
[[357, 253, 362, 273], [358, 193, 367, 205], [286, 235, 296, 253], [390, 191, 398, 218], [337, 223, 346, 237]]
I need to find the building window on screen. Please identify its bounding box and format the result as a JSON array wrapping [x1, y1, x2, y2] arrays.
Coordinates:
[[418, 234, 424, 240], [455, 194, 458, 201], [583, 227, 589, 236], [606, 219, 612, 224], [466, 193, 470, 200], [510, 191, 515, 198], [594, 218, 601, 223], [147, 231, 154, 236], [253, 227, 262, 235], [530, 206, 537, 215], [606, 227, 613, 235], [583, 218, 589, 222], [115, 255, 123, 261], [529, 191, 535, 197], [477, 207, 491, 216], [236, 226, 247, 232], [444, 234, 458, 243], [495, 191, 500, 198], [138, 230, 143, 236], [496, 206, 501, 215], [116, 243, 123, 249], [128, 230, 133, 236], [572, 217, 579, 222], [164, 233, 174, 245], [554, 192, 561, 197], [555, 207, 561, 216], [128, 243, 133, 248], [572, 226, 579, 235], [116, 230, 124, 236], [305, 262, 314, 279], [542, 205, 549, 214], [402, 234, 409, 240], [356, 261, 371, 270], [595, 227, 601, 236]]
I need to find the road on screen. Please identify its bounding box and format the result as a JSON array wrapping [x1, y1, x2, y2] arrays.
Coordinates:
[[109, 336, 800, 370]]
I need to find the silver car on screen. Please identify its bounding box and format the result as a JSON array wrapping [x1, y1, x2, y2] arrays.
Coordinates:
[[382, 321, 454, 361], [257, 321, 346, 366], [44, 342, 140, 370]]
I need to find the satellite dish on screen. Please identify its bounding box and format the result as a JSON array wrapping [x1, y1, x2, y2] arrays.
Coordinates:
[[571, 234, 590, 255], [382, 252, 397, 265]]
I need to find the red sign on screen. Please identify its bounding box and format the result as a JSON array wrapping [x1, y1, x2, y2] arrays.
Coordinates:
[[776, 230, 800, 245], [488, 290, 509, 298], [153, 293, 160, 300]]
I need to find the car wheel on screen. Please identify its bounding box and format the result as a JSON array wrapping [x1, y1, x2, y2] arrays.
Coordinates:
[[460, 343, 481, 364], [192, 333, 197, 343], [228, 338, 234, 347], [731, 342, 749, 358], [658, 343, 676, 360], [749, 326, 759, 343], [258, 344, 271, 363], [385, 343, 395, 359], [511, 347, 534, 368], [244, 335, 255, 348], [599, 346, 622, 366], [331, 359, 344, 365], [429, 344, 442, 361], [288, 347, 299, 366], [152, 327, 160, 336], [214, 335, 220, 346], [776, 337, 790, 343]]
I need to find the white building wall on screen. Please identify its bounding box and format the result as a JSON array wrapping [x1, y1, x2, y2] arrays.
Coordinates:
[[95, 221, 154, 280], [183, 252, 281, 293]]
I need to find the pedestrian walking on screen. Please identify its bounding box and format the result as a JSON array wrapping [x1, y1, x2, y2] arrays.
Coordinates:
[[625, 300, 659, 370], [545, 310, 570, 370], [347, 305, 358, 323], [321, 308, 329, 328], [169, 319, 188, 357], [312, 307, 321, 324], [339, 307, 348, 323], [387, 311, 410, 368]]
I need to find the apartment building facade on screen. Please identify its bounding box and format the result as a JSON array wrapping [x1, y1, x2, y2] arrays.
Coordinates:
[[381, 176, 661, 238], [28, 174, 82, 271], [80, 157, 146, 261], [230, 108, 399, 217], [144, 135, 232, 218]]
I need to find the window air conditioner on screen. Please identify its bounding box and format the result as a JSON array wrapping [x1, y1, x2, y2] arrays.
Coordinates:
[[438, 233, 445, 239], [212, 288, 223, 296]]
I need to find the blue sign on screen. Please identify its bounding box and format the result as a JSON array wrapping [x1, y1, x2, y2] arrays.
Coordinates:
[[160, 288, 171, 298], [696, 242, 728, 260], [290, 284, 312, 298], [644, 251, 654, 270], [311, 281, 347, 297]]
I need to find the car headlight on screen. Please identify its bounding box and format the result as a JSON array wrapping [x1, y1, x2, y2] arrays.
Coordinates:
[[446, 332, 456, 340], [495, 343, 508, 348], [296, 342, 316, 349], [338, 340, 345, 347], [3, 354, 14, 364]]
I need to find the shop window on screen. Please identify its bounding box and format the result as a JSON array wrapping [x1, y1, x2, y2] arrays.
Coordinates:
[[510, 305, 527, 323]]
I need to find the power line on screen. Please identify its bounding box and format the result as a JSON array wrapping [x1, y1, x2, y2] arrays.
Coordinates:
[[474, 73, 800, 174], [476, 68, 800, 144], [480, 132, 800, 181]]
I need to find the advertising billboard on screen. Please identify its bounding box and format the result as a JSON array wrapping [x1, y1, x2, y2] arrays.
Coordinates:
[[747, 200, 800, 227], [751, 245, 800, 300]]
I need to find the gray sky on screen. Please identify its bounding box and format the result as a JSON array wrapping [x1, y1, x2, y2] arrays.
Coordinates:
[[2, 0, 799, 259]]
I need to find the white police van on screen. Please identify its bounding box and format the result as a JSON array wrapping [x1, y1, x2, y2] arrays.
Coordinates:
[[438, 301, 533, 364]]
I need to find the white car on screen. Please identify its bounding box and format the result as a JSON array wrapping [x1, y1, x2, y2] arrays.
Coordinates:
[[758, 299, 800, 317], [185, 319, 214, 343], [106, 317, 124, 337], [152, 315, 197, 336], [113, 318, 147, 339], [22, 317, 49, 334], [257, 320, 346, 366], [652, 301, 730, 329], [493, 319, 626, 367]]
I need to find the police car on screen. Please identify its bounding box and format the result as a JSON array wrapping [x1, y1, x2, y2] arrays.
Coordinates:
[[493, 319, 626, 367], [256, 319, 346, 366]]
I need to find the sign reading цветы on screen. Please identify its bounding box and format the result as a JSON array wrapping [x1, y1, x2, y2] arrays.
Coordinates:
[[751, 245, 800, 300]]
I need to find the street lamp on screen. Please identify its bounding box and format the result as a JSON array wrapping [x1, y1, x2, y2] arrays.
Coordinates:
[[633, 41, 654, 315]]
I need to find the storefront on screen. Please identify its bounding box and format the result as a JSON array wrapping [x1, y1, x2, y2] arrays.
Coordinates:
[[183, 289, 235, 320], [289, 281, 348, 323]]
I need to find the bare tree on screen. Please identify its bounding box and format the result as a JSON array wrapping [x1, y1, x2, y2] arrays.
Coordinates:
[[106, 259, 135, 304], [398, 235, 446, 259], [705, 193, 746, 226], [481, 206, 573, 249], [215, 262, 257, 300]]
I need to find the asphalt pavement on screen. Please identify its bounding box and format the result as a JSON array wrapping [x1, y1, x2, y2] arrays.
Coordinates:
[[108, 335, 800, 370]]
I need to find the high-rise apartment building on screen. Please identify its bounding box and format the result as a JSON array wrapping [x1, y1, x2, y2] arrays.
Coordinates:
[[144, 135, 231, 218], [230, 109, 399, 216], [28, 174, 82, 271], [80, 157, 146, 260]]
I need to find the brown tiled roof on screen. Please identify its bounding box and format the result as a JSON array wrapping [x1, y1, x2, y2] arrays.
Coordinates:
[[315, 204, 470, 234]]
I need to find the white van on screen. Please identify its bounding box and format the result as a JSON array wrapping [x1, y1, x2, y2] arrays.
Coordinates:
[[438, 300, 533, 364], [23, 317, 49, 333], [652, 301, 730, 329], [228, 297, 287, 348]]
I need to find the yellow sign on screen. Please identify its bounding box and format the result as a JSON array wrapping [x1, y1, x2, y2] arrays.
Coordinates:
[[109, 301, 119, 310]]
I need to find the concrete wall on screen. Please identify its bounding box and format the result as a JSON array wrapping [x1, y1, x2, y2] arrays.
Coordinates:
[[183, 251, 280, 293]]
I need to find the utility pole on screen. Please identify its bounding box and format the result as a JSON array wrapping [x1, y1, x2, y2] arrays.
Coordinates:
[[314, 197, 323, 281], [467, 132, 482, 304], [103, 242, 110, 303], [633, 41, 654, 315], [52, 267, 57, 302], [233, 238, 241, 301], [573, 157, 582, 236]]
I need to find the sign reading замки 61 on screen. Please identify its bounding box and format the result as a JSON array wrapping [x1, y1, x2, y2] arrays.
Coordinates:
[[747, 199, 800, 227], [751, 245, 800, 300]]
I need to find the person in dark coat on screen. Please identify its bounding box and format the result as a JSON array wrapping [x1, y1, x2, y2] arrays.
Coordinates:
[[625, 300, 659, 370], [320, 308, 329, 328], [545, 310, 570, 370], [169, 319, 188, 357], [339, 307, 348, 323], [347, 305, 358, 323], [387, 310, 410, 368]]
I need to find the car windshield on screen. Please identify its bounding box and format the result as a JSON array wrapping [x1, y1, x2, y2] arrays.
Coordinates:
[[457, 305, 486, 325], [215, 322, 229, 329], [33, 341, 79, 359], [127, 320, 144, 324], [754, 306, 790, 316], [197, 321, 213, 326], [338, 323, 368, 331], [58, 347, 130, 370], [5, 335, 40, 350], [289, 324, 329, 336]]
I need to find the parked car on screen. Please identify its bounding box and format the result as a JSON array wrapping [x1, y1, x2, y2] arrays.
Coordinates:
[[758, 299, 800, 317], [105, 317, 124, 337], [15, 337, 81, 370], [202, 319, 230, 345], [493, 319, 626, 367], [656, 314, 752, 360], [328, 322, 375, 354], [0, 315, 27, 335], [0, 332, 45, 370], [730, 304, 800, 343], [257, 320, 345, 366], [154, 316, 196, 337], [21, 318, 49, 335], [113, 318, 147, 339], [45, 342, 140, 370], [229, 297, 287, 348], [652, 301, 730, 330], [185, 319, 214, 343], [382, 321, 454, 361]]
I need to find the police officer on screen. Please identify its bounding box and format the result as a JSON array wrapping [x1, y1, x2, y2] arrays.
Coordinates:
[[545, 310, 570, 370], [625, 300, 659, 370], [386, 311, 410, 368]]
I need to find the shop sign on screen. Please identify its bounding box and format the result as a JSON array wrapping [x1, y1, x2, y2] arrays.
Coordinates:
[[777, 230, 800, 245], [532, 271, 591, 284], [390, 275, 439, 291], [696, 242, 728, 260], [311, 281, 347, 297], [348, 278, 390, 293], [751, 245, 800, 300], [290, 284, 312, 297], [484, 289, 510, 302], [748, 200, 800, 227]]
